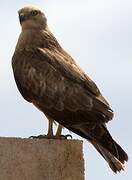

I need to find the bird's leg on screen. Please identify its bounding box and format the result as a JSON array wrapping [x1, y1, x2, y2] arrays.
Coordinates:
[[56, 124, 63, 136], [47, 119, 54, 137], [30, 117, 54, 139], [56, 124, 72, 139], [30, 114, 72, 139]]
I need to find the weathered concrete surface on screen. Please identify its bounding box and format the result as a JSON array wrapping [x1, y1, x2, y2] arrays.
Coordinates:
[[0, 137, 84, 180]]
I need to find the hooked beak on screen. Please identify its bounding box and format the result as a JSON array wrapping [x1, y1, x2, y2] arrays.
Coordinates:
[[19, 13, 26, 24]]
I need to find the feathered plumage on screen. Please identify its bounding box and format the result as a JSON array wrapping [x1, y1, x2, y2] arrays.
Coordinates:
[[12, 5, 128, 173]]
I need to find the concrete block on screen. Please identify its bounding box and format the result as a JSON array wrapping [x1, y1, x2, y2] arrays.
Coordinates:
[[0, 137, 84, 180]]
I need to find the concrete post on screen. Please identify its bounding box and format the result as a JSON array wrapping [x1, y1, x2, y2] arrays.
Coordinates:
[[0, 137, 84, 180]]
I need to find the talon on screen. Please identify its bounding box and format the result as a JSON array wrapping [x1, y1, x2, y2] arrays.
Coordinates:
[[65, 134, 72, 139], [29, 136, 33, 139], [58, 134, 72, 140], [29, 135, 36, 139], [29, 134, 72, 140], [29, 135, 47, 139]]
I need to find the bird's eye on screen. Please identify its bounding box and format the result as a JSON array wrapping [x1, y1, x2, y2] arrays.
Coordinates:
[[31, 10, 38, 16]]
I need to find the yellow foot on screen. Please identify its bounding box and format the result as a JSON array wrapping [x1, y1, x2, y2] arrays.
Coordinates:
[[29, 134, 72, 140]]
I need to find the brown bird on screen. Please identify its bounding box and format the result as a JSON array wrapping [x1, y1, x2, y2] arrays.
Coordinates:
[[12, 5, 128, 172]]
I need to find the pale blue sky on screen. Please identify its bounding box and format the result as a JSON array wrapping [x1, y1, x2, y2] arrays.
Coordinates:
[[0, 0, 131, 179]]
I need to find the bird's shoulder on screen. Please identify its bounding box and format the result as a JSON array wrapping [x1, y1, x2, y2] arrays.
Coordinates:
[[36, 47, 111, 106], [12, 45, 110, 108]]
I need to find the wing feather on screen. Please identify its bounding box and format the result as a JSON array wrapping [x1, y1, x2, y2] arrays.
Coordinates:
[[12, 47, 113, 122]]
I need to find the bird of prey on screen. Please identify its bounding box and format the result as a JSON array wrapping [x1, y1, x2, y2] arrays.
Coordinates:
[[12, 5, 128, 173]]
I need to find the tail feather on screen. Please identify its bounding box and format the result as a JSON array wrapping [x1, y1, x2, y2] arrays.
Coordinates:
[[93, 125, 128, 164], [112, 140, 128, 163], [92, 140, 125, 173], [90, 125, 128, 172], [68, 124, 128, 173]]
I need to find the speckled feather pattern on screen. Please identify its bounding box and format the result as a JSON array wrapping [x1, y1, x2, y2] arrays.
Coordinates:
[[12, 6, 128, 173]]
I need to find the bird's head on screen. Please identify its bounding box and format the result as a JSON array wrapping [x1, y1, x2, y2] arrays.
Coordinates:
[[18, 5, 47, 30]]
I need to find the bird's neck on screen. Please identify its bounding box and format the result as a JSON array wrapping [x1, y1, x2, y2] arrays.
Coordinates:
[[16, 29, 45, 49], [16, 28, 61, 51]]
